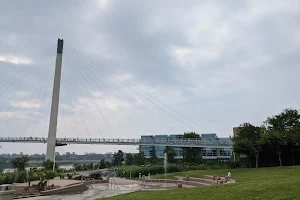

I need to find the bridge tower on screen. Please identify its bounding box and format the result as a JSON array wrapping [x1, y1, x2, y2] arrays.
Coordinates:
[[45, 39, 63, 161]]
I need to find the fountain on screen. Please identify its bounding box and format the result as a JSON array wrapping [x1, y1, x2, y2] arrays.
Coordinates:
[[142, 153, 178, 190]]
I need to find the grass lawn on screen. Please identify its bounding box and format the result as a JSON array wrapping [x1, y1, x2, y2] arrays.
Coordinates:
[[103, 166, 300, 200]]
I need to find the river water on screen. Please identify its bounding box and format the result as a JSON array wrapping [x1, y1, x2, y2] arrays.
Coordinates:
[[2, 165, 74, 173]]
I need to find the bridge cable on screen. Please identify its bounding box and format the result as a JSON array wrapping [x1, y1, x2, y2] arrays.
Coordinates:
[[0, 45, 56, 112], [58, 56, 80, 139], [65, 44, 178, 134], [65, 44, 188, 133], [66, 43, 210, 133], [0, 43, 56, 94], [63, 51, 105, 139], [62, 52, 92, 139], [2, 49, 56, 137], [65, 46, 149, 136], [0, 47, 56, 137], [0, 46, 55, 133], [64, 44, 197, 132]]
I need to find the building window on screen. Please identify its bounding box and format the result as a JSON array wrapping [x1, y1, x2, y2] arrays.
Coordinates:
[[141, 145, 154, 157], [220, 148, 231, 156], [155, 146, 166, 157], [202, 148, 217, 156], [174, 147, 183, 156]]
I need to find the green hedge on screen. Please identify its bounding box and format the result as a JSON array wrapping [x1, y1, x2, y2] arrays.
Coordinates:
[[0, 170, 57, 184], [117, 161, 240, 178], [14, 171, 27, 183], [0, 172, 15, 184], [118, 164, 183, 178]]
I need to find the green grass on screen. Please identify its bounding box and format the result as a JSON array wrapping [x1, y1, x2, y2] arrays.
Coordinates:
[[104, 166, 300, 200]]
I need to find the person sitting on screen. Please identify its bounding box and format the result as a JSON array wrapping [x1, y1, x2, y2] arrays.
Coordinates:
[[226, 172, 231, 181]]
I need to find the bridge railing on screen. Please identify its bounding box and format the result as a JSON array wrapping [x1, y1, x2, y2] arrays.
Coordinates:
[[0, 137, 233, 146]]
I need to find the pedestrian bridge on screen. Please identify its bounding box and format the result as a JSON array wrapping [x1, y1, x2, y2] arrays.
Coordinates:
[[0, 137, 233, 148]]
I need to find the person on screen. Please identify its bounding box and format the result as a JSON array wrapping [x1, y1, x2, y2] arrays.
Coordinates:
[[227, 172, 231, 181]]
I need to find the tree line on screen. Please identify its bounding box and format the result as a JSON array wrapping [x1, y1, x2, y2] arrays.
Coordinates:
[[234, 108, 300, 168]]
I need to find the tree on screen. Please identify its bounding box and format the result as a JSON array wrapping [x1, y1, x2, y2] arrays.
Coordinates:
[[262, 130, 285, 166], [125, 153, 133, 165], [105, 161, 112, 168], [11, 156, 29, 171], [149, 148, 158, 164], [112, 150, 124, 166], [133, 153, 146, 165], [233, 123, 263, 168], [42, 159, 59, 170], [182, 132, 201, 163], [89, 163, 94, 170], [265, 108, 300, 165], [99, 159, 106, 169], [27, 169, 34, 188], [164, 147, 176, 163]]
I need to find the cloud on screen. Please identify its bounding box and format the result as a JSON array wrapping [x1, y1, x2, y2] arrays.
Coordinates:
[[0, 55, 31, 65], [0, 111, 28, 119], [0, 0, 300, 155], [10, 101, 41, 109]]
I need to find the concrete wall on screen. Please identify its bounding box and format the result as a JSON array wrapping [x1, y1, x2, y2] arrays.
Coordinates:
[[144, 179, 204, 186], [40, 183, 87, 196], [0, 191, 15, 200]]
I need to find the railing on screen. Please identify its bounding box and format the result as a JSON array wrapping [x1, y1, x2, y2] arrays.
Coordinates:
[[109, 178, 120, 190], [0, 137, 233, 147]]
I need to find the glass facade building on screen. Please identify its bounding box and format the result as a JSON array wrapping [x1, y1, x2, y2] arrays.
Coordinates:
[[139, 133, 232, 161]]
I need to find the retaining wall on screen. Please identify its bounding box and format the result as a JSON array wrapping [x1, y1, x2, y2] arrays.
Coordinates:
[[0, 191, 15, 200], [40, 183, 88, 196]]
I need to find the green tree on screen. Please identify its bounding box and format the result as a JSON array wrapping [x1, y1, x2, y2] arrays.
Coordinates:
[[27, 169, 34, 188], [265, 108, 300, 165], [125, 153, 133, 165], [233, 123, 263, 168], [105, 161, 112, 168], [112, 150, 124, 166], [182, 132, 201, 163], [11, 156, 29, 171], [164, 146, 176, 163], [99, 159, 106, 169], [42, 159, 59, 170], [133, 153, 146, 165], [262, 130, 285, 166], [149, 148, 158, 164], [89, 163, 94, 170]]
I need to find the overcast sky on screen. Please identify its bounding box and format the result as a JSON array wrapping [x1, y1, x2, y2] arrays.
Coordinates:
[[0, 0, 300, 155]]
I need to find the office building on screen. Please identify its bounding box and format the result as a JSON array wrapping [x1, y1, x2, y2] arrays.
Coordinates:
[[139, 133, 232, 161]]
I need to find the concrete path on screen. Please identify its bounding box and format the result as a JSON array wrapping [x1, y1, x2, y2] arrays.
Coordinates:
[[24, 178, 143, 200]]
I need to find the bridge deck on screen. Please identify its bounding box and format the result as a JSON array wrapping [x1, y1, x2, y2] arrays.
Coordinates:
[[0, 137, 232, 148]]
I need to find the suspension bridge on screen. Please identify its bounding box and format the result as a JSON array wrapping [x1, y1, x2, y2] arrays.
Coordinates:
[[0, 39, 232, 161]]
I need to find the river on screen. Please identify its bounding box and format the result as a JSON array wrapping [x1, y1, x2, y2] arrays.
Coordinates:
[[2, 165, 74, 173]]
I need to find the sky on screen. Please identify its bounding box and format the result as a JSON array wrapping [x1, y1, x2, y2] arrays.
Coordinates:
[[0, 0, 300, 155]]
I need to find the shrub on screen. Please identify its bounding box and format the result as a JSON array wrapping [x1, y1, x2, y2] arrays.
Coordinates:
[[228, 161, 240, 169], [118, 164, 183, 178], [59, 174, 65, 179], [67, 174, 72, 179], [89, 171, 103, 180], [0, 173, 15, 184], [14, 171, 27, 183], [44, 171, 56, 180]]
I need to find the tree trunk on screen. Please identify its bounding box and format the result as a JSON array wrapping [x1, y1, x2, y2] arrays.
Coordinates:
[[255, 152, 259, 168], [291, 149, 295, 166], [249, 156, 252, 168], [278, 152, 282, 167]]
